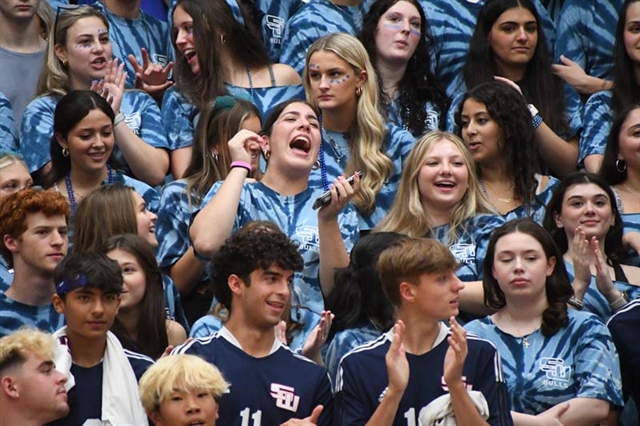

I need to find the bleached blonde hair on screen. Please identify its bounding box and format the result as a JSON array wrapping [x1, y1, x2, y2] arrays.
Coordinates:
[[0, 328, 56, 374]]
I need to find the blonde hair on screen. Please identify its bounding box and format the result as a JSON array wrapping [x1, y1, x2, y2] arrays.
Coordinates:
[[37, 6, 109, 97], [0, 153, 28, 172], [0, 328, 56, 374], [139, 354, 229, 415], [375, 132, 495, 242], [304, 33, 392, 214]]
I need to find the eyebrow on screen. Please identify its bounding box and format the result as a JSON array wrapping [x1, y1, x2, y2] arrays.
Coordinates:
[[566, 193, 608, 201], [282, 111, 318, 122], [38, 360, 55, 370]]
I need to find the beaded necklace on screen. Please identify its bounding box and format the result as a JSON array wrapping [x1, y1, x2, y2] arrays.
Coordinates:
[[245, 67, 256, 102], [102, 5, 152, 86], [65, 165, 115, 212]]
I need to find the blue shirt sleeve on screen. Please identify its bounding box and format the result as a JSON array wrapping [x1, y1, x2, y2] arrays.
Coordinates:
[[161, 86, 198, 150], [19, 95, 57, 173], [0, 93, 18, 151], [579, 91, 612, 164]]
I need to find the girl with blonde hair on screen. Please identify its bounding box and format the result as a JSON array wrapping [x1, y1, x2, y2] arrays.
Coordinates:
[[375, 131, 503, 315], [304, 32, 415, 231]]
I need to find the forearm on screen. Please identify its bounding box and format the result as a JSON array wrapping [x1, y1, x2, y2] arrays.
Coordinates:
[[558, 398, 609, 426], [189, 169, 246, 257], [170, 147, 192, 179], [448, 381, 489, 426], [113, 122, 169, 185], [365, 389, 403, 426], [169, 247, 207, 297], [575, 76, 613, 96], [458, 281, 494, 316], [534, 125, 578, 178], [583, 154, 604, 174], [317, 217, 349, 298]]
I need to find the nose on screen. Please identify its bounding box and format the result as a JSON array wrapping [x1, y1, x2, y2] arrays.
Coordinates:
[[400, 19, 411, 33], [55, 370, 68, 386], [514, 256, 525, 271], [185, 395, 201, 414], [175, 29, 187, 48], [516, 27, 528, 42], [92, 299, 105, 316], [318, 75, 330, 90], [439, 160, 452, 175], [92, 39, 104, 53], [452, 276, 465, 292], [51, 230, 66, 247], [584, 201, 596, 215], [149, 210, 158, 222]]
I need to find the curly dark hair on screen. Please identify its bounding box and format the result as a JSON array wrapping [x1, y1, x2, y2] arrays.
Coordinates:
[[359, 0, 448, 136], [210, 223, 304, 312], [542, 172, 630, 265], [612, 0, 640, 115], [463, 0, 570, 137], [600, 104, 640, 186], [483, 218, 572, 337], [455, 81, 539, 206], [326, 232, 408, 339]]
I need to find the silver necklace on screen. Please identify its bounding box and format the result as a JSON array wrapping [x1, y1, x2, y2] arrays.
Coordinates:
[[324, 130, 347, 165]]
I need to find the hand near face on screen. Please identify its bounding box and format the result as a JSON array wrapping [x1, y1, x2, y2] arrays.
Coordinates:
[[100, 58, 127, 115], [570, 226, 592, 298], [227, 129, 263, 166], [317, 173, 360, 221], [128, 48, 174, 96], [386, 320, 409, 394], [443, 316, 468, 386]]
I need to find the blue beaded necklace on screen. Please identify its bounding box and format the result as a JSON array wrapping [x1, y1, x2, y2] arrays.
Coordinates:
[[65, 165, 115, 212]]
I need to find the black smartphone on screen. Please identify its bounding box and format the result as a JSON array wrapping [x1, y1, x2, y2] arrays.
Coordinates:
[[312, 171, 363, 210]]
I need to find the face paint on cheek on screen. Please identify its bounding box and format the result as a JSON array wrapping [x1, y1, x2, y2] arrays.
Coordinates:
[[337, 74, 350, 84], [74, 43, 93, 49], [409, 28, 420, 37], [383, 23, 402, 31]]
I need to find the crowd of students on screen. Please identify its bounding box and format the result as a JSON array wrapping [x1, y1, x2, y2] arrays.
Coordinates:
[[1, 0, 640, 424]]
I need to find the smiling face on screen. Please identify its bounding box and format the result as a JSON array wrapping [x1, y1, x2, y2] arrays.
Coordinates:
[[151, 387, 219, 426], [624, 2, 640, 65], [234, 265, 292, 331], [554, 183, 616, 241], [374, 0, 421, 65], [55, 16, 112, 89], [460, 98, 504, 166], [307, 50, 365, 113], [56, 108, 114, 177], [417, 139, 470, 215], [106, 249, 146, 311], [263, 102, 321, 174], [491, 231, 555, 303], [618, 107, 640, 172], [488, 6, 538, 77], [173, 5, 199, 75], [132, 192, 158, 248]]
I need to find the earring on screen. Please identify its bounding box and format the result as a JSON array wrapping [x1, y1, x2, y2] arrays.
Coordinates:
[[62, 148, 69, 157], [263, 149, 270, 160], [312, 159, 320, 170], [616, 159, 627, 173], [211, 151, 219, 162], [62, 59, 68, 67], [220, 34, 227, 44], [355, 86, 363, 97]]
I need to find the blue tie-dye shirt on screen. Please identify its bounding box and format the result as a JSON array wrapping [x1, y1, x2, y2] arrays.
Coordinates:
[[20, 90, 169, 175], [579, 90, 613, 164], [199, 181, 360, 316], [465, 310, 623, 414], [554, 0, 623, 81], [310, 125, 415, 230], [0, 292, 65, 338], [279, 0, 366, 74], [0, 92, 18, 151], [92, 2, 171, 88]]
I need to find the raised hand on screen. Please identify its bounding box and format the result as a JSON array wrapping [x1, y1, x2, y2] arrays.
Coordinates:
[[128, 48, 174, 96], [443, 316, 468, 387], [385, 320, 409, 394], [302, 311, 334, 364], [227, 129, 263, 166], [317, 172, 360, 221]]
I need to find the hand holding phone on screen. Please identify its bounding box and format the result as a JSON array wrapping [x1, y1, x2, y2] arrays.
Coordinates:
[[312, 171, 363, 210]]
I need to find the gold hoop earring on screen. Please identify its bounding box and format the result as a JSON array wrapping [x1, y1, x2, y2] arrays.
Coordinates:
[[355, 86, 363, 97], [263, 150, 270, 160], [62, 148, 69, 157]]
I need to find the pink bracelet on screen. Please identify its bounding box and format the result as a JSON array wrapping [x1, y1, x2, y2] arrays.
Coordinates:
[[230, 161, 252, 173]]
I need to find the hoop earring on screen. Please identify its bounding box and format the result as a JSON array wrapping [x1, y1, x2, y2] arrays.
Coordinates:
[[312, 159, 320, 170], [263, 150, 270, 160], [616, 159, 627, 173], [355, 86, 363, 97], [62, 148, 69, 157], [220, 34, 227, 44]]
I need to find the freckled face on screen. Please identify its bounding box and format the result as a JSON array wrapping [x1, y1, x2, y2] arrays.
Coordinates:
[[307, 50, 365, 113]]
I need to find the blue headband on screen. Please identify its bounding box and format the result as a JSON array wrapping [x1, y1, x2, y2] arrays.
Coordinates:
[[225, 0, 245, 26], [56, 273, 88, 295]]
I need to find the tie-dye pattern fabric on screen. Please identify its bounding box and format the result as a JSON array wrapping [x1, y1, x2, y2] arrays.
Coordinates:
[[579, 90, 612, 164], [465, 310, 623, 414], [0, 92, 18, 151], [324, 321, 380, 387], [0, 292, 65, 338], [20, 91, 169, 174]]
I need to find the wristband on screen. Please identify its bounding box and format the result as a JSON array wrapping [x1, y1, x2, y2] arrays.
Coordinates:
[[531, 114, 543, 129], [567, 297, 584, 310], [230, 160, 252, 173], [609, 291, 629, 312], [113, 111, 125, 126]]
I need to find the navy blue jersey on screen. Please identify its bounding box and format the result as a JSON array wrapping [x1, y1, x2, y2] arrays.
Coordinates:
[[608, 298, 640, 416], [172, 328, 333, 426], [336, 325, 513, 426]]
